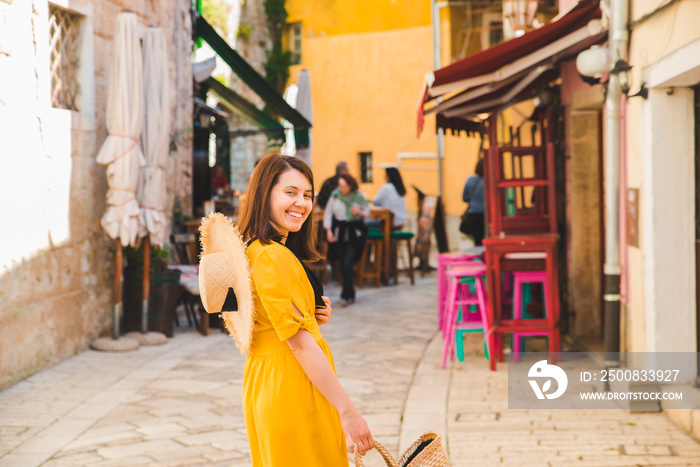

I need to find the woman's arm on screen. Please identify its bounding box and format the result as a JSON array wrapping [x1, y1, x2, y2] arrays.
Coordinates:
[[350, 193, 371, 218], [286, 321, 375, 455], [372, 184, 388, 206], [323, 199, 333, 229]]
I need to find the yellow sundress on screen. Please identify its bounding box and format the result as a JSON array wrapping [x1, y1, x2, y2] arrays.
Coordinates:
[[243, 240, 348, 467]]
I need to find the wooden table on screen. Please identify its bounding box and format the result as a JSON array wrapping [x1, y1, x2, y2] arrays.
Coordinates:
[[482, 233, 561, 371], [369, 207, 393, 284]]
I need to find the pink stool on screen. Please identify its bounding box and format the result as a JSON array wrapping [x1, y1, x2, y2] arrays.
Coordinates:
[[437, 248, 484, 333], [511, 270, 549, 361], [442, 263, 490, 368]]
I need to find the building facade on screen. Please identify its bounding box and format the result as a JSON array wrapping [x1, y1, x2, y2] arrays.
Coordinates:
[[284, 0, 449, 236], [0, 0, 193, 389], [622, 0, 700, 356]]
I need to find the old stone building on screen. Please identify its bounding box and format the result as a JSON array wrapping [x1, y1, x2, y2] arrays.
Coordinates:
[[193, 0, 276, 191], [0, 0, 193, 389], [226, 0, 276, 190]]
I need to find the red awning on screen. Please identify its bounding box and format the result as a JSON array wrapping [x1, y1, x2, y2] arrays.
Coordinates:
[[418, 0, 605, 135]]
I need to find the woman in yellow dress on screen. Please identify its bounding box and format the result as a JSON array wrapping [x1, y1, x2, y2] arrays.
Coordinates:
[[237, 153, 375, 466]]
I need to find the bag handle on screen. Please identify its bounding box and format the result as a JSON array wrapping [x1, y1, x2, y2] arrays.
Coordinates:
[[354, 441, 399, 467]]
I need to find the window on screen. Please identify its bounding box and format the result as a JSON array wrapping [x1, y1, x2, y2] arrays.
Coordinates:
[[48, 4, 82, 110], [489, 21, 504, 47], [359, 152, 373, 183], [289, 22, 302, 65], [480, 13, 503, 50]]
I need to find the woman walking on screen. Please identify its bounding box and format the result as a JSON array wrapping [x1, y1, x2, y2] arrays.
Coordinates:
[[237, 154, 374, 466], [323, 173, 370, 306]]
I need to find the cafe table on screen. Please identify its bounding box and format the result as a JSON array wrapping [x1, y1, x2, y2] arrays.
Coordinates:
[[368, 207, 393, 284]]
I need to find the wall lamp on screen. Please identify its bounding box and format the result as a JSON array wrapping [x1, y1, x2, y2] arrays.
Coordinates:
[[610, 59, 632, 95], [576, 48, 648, 100], [576, 44, 609, 85], [610, 59, 648, 99], [628, 82, 648, 99]]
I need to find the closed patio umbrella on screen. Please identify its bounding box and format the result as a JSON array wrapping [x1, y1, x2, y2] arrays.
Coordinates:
[[139, 26, 170, 249], [281, 70, 313, 167], [281, 83, 298, 157], [93, 11, 144, 349], [294, 69, 313, 168], [131, 25, 171, 344]]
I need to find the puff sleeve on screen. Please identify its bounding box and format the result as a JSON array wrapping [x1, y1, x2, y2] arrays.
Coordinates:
[[251, 247, 314, 341]]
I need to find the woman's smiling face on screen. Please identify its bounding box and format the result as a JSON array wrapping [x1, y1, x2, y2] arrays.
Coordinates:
[[269, 168, 313, 240]]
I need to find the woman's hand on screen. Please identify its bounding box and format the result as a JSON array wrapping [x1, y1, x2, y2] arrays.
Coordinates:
[[314, 296, 332, 325], [326, 229, 335, 243], [340, 409, 375, 456], [350, 207, 363, 217]]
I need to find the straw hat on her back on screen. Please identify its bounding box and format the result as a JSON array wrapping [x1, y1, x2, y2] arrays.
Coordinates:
[[198, 212, 255, 353]]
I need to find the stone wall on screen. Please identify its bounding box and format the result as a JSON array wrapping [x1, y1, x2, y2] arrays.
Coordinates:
[[0, 0, 193, 389], [225, 0, 274, 190]]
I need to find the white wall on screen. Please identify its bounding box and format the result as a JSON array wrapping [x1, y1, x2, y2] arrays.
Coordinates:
[[641, 41, 699, 352]]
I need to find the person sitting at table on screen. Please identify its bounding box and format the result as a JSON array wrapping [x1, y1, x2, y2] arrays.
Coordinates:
[[211, 164, 229, 193], [324, 173, 369, 306], [372, 167, 406, 230]]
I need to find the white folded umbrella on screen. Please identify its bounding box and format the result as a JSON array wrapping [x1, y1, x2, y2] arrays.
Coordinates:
[[96, 11, 145, 248], [95, 11, 144, 340], [139, 26, 171, 248]]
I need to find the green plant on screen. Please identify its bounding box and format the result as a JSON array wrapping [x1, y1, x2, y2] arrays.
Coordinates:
[[202, 0, 233, 37], [265, 43, 293, 93], [123, 243, 171, 271], [263, 0, 292, 93], [264, 0, 287, 36], [237, 23, 252, 40]]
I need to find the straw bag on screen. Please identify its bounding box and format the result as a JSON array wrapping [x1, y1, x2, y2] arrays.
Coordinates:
[[355, 432, 450, 467]]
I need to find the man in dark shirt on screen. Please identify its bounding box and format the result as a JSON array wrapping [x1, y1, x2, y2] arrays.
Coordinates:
[[316, 161, 349, 208]]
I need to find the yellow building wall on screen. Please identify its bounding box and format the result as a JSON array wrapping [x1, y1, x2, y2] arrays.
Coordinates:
[[624, 0, 700, 351], [288, 26, 438, 214], [286, 0, 431, 37], [286, 0, 480, 232]]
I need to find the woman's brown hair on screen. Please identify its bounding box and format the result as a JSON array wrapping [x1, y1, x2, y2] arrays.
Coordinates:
[[237, 153, 321, 262], [338, 173, 359, 193]]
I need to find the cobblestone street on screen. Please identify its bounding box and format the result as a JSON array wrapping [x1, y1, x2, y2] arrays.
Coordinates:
[[2, 276, 700, 466]]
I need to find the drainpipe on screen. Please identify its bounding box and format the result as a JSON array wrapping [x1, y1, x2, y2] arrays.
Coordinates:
[[431, 0, 446, 198], [603, 0, 628, 360]]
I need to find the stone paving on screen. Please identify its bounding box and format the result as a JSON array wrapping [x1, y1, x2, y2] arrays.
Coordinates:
[[1, 275, 700, 466]]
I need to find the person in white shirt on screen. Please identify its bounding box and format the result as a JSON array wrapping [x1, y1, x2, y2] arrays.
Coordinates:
[[372, 167, 406, 230]]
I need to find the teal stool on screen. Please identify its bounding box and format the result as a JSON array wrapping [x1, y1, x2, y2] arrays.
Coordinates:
[[514, 282, 549, 354], [390, 231, 415, 285], [455, 276, 490, 361], [512, 271, 550, 359], [367, 227, 384, 239]]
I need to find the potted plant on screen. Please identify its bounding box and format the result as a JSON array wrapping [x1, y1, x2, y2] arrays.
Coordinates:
[[121, 243, 181, 337]]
